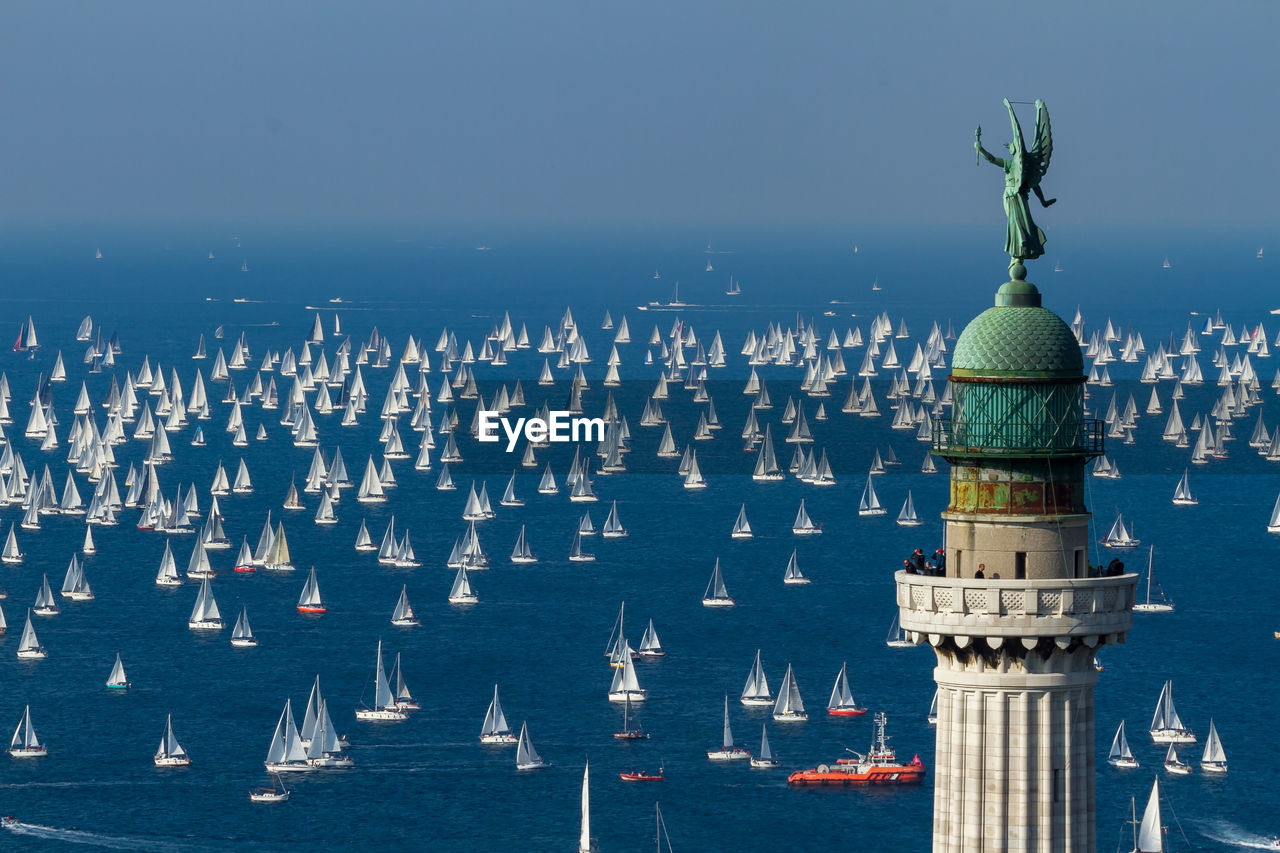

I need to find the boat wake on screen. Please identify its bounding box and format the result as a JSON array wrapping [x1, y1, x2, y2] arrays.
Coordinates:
[[0, 819, 208, 851], [1202, 820, 1280, 849]]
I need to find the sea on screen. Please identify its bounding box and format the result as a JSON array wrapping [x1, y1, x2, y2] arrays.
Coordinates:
[[0, 223, 1277, 851]]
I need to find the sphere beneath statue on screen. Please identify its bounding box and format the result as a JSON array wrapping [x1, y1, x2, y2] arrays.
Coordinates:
[[1009, 261, 1027, 281]]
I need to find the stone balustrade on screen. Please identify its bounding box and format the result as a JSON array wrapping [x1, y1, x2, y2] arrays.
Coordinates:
[[895, 570, 1136, 647]]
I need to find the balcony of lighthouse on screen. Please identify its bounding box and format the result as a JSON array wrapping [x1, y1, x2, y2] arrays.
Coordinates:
[[894, 571, 1137, 663]]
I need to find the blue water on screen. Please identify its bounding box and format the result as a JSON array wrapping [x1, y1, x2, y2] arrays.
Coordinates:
[[0, 227, 1278, 851]]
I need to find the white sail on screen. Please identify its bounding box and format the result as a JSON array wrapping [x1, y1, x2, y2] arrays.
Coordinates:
[[17, 610, 44, 657], [9, 705, 43, 754], [859, 473, 886, 515], [155, 714, 188, 763], [731, 504, 752, 538], [231, 605, 255, 645], [448, 565, 477, 603], [1200, 718, 1226, 769], [1107, 720, 1136, 766], [188, 576, 222, 627], [782, 548, 810, 584], [741, 650, 772, 705], [896, 490, 922, 526], [1135, 779, 1163, 852], [826, 662, 859, 712], [772, 663, 807, 720], [481, 684, 513, 740], [578, 761, 594, 853], [1148, 680, 1194, 742], [515, 721, 544, 769], [702, 558, 732, 605], [297, 566, 325, 610], [106, 652, 128, 687], [608, 650, 645, 702], [637, 618, 663, 657]]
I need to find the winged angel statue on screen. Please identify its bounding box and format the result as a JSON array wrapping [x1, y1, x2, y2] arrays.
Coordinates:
[[975, 98, 1055, 267]]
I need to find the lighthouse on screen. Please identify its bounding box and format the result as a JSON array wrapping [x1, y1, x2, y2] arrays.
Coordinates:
[[896, 274, 1137, 852]]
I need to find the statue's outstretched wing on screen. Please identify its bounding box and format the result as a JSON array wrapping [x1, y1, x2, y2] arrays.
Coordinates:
[[1003, 98, 1027, 154], [1002, 97, 1027, 186], [1030, 99, 1052, 176]]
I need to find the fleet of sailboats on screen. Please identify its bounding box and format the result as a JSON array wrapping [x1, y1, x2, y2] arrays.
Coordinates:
[[0, 285, 1248, 832]]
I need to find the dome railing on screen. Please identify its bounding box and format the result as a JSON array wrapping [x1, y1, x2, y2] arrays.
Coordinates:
[[932, 418, 1104, 458]]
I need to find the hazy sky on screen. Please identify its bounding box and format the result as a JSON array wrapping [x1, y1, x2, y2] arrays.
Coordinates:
[[2, 1, 1277, 227]]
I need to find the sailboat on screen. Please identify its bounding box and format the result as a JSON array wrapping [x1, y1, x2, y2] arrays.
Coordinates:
[[106, 652, 131, 689], [826, 662, 866, 716], [701, 558, 734, 607], [249, 773, 290, 803], [6, 706, 46, 757], [187, 577, 223, 630], [614, 694, 650, 740], [740, 650, 773, 707], [33, 574, 60, 615], [578, 761, 599, 853], [927, 689, 939, 725], [750, 724, 781, 769], [154, 714, 190, 767], [480, 685, 517, 744], [896, 491, 923, 526], [859, 473, 887, 516], [1133, 547, 1174, 613], [16, 611, 47, 660], [782, 549, 811, 585], [355, 641, 408, 721], [1200, 718, 1227, 772], [390, 653, 418, 711], [296, 566, 326, 614], [515, 721, 547, 770], [156, 540, 183, 586], [391, 585, 420, 626], [448, 565, 478, 604], [885, 613, 915, 648], [772, 663, 808, 722], [231, 605, 258, 647], [608, 651, 647, 703], [1170, 468, 1197, 506], [499, 470, 524, 507], [2, 524, 24, 564], [568, 529, 595, 563], [707, 695, 750, 760], [791, 499, 821, 535], [730, 504, 753, 539], [1163, 743, 1191, 775], [1148, 680, 1196, 743], [602, 500, 627, 538], [1107, 720, 1139, 768], [636, 619, 664, 658], [510, 524, 537, 564], [1101, 512, 1141, 550], [263, 699, 310, 772]]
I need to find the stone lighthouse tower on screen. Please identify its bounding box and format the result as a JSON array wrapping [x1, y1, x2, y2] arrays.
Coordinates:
[[896, 272, 1137, 852]]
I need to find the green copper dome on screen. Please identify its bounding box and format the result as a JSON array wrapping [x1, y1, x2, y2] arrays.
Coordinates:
[[952, 282, 1083, 379]]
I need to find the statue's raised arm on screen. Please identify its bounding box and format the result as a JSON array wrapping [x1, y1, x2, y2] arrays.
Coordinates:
[[977, 98, 1056, 275]]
